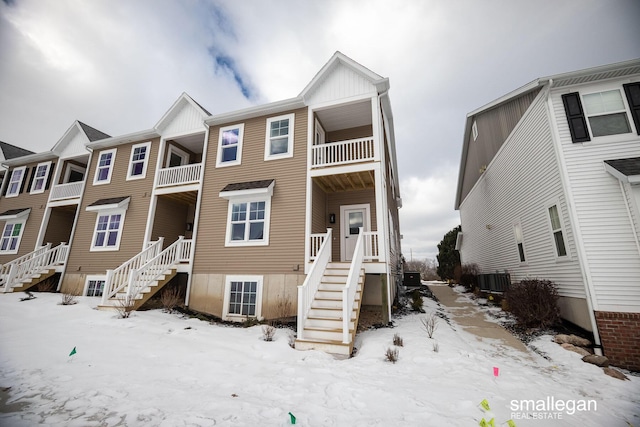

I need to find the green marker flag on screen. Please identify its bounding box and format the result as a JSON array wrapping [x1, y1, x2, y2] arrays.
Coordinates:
[[288, 412, 296, 425], [479, 418, 488, 427], [480, 399, 490, 411], [507, 420, 517, 427], [69, 347, 77, 357], [488, 418, 495, 427]]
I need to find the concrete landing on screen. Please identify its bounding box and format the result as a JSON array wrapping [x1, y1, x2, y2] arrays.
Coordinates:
[[427, 283, 530, 355]]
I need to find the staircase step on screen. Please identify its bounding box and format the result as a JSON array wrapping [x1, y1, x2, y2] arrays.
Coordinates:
[[303, 326, 353, 342], [306, 316, 355, 329], [294, 338, 352, 356]]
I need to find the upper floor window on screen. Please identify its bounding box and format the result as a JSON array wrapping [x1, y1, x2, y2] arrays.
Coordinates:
[[513, 222, 526, 263], [127, 142, 151, 180], [94, 149, 117, 185], [583, 89, 631, 137], [265, 114, 295, 160], [216, 124, 244, 167], [30, 161, 52, 194], [5, 166, 26, 197], [548, 204, 568, 258]]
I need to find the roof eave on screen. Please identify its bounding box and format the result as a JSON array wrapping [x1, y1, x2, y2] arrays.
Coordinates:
[[2, 151, 58, 167], [86, 129, 160, 150], [205, 97, 305, 126]]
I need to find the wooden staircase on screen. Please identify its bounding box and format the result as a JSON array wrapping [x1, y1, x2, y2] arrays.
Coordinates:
[[296, 262, 365, 355], [10, 269, 57, 293], [0, 243, 69, 293], [97, 267, 177, 311]]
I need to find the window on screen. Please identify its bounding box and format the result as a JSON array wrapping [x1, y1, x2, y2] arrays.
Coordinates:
[[165, 145, 190, 168], [513, 222, 526, 263], [127, 142, 151, 180], [0, 221, 25, 253], [220, 180, 274, 247], [93, 149, 116, 185], [84, 276, 105, 297], [265, 113, 295, 160], [472, 120, 478, 141], [216, 124, 244, 167], [30, 161, 52, 194], [583, 89, 631, 137], [86, 197, 130, 251], [548, 205, 568, 257], [5, 166, 26, 197], [223, 275, 263, 320]]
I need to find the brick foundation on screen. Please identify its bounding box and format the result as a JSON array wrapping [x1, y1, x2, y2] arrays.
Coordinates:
[[595, 311, 640, 372]]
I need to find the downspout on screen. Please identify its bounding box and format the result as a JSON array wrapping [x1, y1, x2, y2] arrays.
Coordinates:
[[545, 79, 603, 355], [619, 180, 640, 258]]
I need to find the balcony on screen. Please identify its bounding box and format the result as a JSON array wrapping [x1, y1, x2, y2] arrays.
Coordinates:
[[157, 163, 202, 188], [311, 137, 375, 169], [50, 182, 84, 201]]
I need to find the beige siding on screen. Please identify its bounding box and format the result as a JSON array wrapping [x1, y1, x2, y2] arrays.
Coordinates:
[[0, 160, 57, 263], [460, 88, 542, 204], [42, 206, 76, 246], [193, 107, 308, 274], [63, 138, 160, 280], [327, 189, 376, 261], [151, 196, 191, 244], [311, 181, 328, 234], [327, 125, 372, 142]]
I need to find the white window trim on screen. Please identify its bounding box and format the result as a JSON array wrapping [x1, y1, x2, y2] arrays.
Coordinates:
[[264, 113, 295, 161], [89, 207, 127, 251], [580, 83, 637, 144], [222, 275, 263, 321], [63, 163, 86, 184], [472, 120, 478, 141], [93, 148, 117, 185], [83, 275, 106, 297], [216, 124, 244, 167], [545, 200, 570, 260], [30, 161, 52, 194], [224, 196, 272, 247], [5, 166, 26, 198], [512, 221, 527, 265], [127, 142, 151, 181], [0, 219, 27, 254], [165, 144, 190, 168]]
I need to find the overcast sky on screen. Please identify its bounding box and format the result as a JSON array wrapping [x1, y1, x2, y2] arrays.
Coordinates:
[[1, 0, 639, 260]]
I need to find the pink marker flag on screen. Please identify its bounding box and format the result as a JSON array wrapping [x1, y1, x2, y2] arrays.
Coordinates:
[[493, 367, 499, 377]]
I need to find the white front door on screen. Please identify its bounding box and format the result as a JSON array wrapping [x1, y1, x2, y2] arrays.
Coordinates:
[[341, 204, 370, 261]]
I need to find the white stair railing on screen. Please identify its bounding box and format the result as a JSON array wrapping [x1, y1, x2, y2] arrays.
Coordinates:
[[343, 228, 365, 344], [126, 236, 189, 298], [0, 243, 69, 292], [101, 238, 164, 305], [298, 228, 332, 340], [362, 231, 379, 261]]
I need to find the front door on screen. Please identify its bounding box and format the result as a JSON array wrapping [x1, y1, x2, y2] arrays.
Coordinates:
[[341, 204, 370, 261]]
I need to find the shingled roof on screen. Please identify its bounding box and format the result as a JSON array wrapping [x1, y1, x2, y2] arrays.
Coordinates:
[[0, 141, 34, 160], [78, 121, 111, 142]]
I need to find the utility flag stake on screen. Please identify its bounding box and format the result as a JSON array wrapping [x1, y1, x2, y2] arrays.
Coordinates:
[[506, 420, 517, 427], [479, 399, 491, 411], [69, 347, 77, 357], [288, 412, 296, 425], [493, 367, 499, 377]]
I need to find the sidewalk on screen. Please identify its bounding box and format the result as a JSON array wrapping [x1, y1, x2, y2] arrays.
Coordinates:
[[426, 282, 530, 355]]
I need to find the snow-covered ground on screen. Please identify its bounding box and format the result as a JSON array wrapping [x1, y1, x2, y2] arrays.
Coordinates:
[[0, 289, 638, 427]]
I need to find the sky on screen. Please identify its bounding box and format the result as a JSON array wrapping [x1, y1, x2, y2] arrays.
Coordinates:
[[0, 0, 639, 260]]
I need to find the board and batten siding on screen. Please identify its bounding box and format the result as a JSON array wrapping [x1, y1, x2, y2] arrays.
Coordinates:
[[551, 86, 640, 312], [459, 90, 587, 300], [63, 138, 160, 278], [193, 107, 308, 274]]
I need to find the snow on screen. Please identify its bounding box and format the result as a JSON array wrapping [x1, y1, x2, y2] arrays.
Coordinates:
[[1, 290, 638, 426]]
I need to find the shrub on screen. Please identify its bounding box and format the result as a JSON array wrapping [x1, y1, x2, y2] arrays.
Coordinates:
[[505, 279, 560, 329], [385, 347, 399, 363], [160, 287, 182, 313], [454, 263, 479, 290], [432, 341, 440, 353], [262, 325, 276, 342], [420, 312, 438, 339], [60, 284, 81, 305], [410, 289, 424, 312], [114, 294, 137, 318], [393, 333, 403, 347]]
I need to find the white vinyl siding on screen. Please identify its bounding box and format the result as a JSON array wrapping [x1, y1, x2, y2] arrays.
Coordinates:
[[458, 90, 586, 299], [552, 85, 640, 311]]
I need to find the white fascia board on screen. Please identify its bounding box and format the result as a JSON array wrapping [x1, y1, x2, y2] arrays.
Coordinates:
[[604, 162, 640, 184], [86, 129, 160, 150], [205, 98, 305, 127], [2, 151, 57, 167], [467, 79, 546, 118]]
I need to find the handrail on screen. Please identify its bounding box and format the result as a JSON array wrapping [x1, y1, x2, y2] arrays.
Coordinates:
[[101, 238, 164, 305], [297, 228, 332, 340], [343, 228, 365, 344], [0, 244, 50, 291], [0, 243, 69, 292], [126, 236, 189, 298], [362, 231, 379, 261], [311, 137, 375, 168], [157, 163, 202, 187]]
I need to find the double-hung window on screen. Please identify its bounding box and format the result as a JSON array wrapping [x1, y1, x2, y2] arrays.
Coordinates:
[[217, 124, 244, 167], [127, 142, 151, 180], [30, 161, 52, 194], [86, 197, 130, 251], [548, 204, 568, 258], [220, 180, 274, 247], [265, 114, 295, 160], [223, 275, 263, 320], [583, 89, 631, 137], [0, 208, 30, 254], [5, 166, 26, 198], [94, 149, 117, 185]]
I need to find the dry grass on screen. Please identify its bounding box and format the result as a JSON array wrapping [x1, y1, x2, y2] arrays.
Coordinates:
[[420, 312, 438, 339], [385, 347, 399, 363], [60, 284, 81, 306], [393, 333, 403, 347], [262, 325, 276, 342], [160, 287, 182, 313]]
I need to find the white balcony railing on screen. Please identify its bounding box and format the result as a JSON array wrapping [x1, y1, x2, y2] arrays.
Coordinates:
[[50, 182, 84, 201], [311, 137, 375, 168], [157, 163, 202, 188], [362, 231, 379, 261]]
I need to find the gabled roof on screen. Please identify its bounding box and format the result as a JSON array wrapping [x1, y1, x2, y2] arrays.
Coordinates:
[[0, 141, 34, 161], [455, 58, 640, 209], [78, 122, 111, 142], [154, 92, 211, 131]]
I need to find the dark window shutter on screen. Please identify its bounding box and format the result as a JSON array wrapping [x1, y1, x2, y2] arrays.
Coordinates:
[[1, 175, 7, 196], [45, 162, 56, 190], [623, 83, 640, 135], [20, 167, 33, 194], [562, 92, 591, 143]]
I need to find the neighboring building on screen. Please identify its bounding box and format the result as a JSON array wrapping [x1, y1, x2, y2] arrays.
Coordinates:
[[455, 59, 640, 370], [1, 52, 402, 356]]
